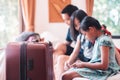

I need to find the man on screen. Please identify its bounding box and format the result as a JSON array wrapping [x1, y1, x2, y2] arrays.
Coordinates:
[[53, 4, 79, 65]]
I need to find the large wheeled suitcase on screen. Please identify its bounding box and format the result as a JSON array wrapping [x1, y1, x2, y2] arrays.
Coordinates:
[[6, 42, 53, 80]]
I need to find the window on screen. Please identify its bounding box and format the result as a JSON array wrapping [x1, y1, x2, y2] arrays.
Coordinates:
[[0, 0, 19, 48], [93, 0, 120, 36]]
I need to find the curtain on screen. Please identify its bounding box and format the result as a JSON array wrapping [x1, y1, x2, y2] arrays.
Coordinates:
[[19, 0, 36, 32], [86, 0, 94, 16]]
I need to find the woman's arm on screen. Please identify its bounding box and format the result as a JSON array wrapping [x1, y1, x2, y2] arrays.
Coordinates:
[[67, 38, 81, 65], [72, 46, 109, 70]]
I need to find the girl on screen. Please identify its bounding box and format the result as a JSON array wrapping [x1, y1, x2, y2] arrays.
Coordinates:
[[61, 16, 120, 80]]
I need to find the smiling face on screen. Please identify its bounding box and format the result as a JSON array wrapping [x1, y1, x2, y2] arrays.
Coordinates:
[[62, 13, 70, 26]]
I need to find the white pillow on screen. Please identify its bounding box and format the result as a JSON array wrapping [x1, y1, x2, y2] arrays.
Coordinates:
[[40, 31, 62, 47]]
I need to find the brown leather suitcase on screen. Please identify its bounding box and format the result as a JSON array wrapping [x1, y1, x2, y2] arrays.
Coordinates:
[[6, 42, 53, 80]]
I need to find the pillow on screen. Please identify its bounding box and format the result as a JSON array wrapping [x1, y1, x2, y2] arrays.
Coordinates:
[[15, 32, 40, 42], [40, 31, 62, 47]]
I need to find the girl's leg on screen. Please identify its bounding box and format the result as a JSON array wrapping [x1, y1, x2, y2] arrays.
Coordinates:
[[61, 71, 81, 80], [54, 55, 69, 80]]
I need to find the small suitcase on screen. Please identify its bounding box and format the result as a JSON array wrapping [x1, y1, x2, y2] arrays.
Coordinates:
[[6, 42, 53, 80]]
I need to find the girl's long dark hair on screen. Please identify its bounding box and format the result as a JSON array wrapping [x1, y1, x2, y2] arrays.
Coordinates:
[[80, 16, 101, 31], [70, 10, 87, 41]]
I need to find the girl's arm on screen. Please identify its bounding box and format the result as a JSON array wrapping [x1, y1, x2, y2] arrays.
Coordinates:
[[68, 39, 81, 64], [72, 46, 109, 70], [65, 38, 81, 68]]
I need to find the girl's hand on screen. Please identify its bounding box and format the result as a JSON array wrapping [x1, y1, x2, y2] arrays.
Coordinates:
[[64, 61, 71, 70], [71, 60, 84, 68]]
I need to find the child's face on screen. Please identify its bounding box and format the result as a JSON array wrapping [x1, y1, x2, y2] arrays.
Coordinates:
[[61, 13, 70, 26], [74, 18, 80, 31], [81, 27, 96, 42]]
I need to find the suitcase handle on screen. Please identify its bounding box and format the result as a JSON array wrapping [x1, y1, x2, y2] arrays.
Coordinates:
[[27, 59, 34, 71]]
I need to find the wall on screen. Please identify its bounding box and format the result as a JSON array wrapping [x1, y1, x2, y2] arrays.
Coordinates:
[[35, 0, 86, 41]]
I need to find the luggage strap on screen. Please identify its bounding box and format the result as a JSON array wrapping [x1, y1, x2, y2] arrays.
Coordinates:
[[20, 42, 27, 80]]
